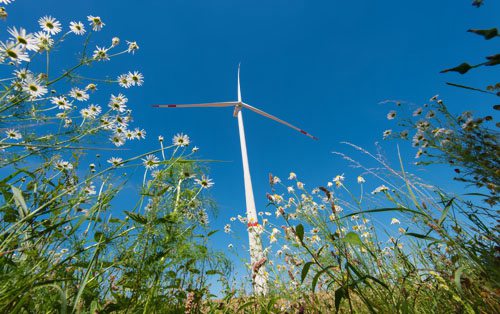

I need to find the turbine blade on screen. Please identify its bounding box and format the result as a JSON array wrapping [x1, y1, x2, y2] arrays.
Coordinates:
[[238, 63, 242, 103], [152, 101, 237, 108], [242, 103, 318, 140]]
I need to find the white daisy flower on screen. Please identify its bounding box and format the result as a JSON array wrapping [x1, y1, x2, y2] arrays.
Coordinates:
[[357, 176, 365, 184], [8, 27, 39, 51], [0, 0, 15, 4], [5, 129, 22, 140], [107, 157, 123, 167], [195, 175, 214, 189], [412, 107, 423, 117], [69, 87, 89, 101], [14, 69, 33, 81], [173, 133, 190, 147], [110, 134, 126, 147], [117, 74, 133, 88], [87, 15, 105, 31], [69, 21, 86, 35], [333, 174, 344, 187], [134, 128, 146, 140], [142, 154, 160, 170], [54, 160, 73, 171], [0, 40, 30, 63], [51, 96, 72, 110], [288, 172, 297, 180], [38, 16, 62, 35], [84, 185, 96, 195], [383, 129, 392, 139], [34, 31, 53, 50], [387, 110, 396, 120], [371, 185, 389, 195], [92, 46, 109, 61], [22, 77, 47, 98], [126, 41, 139, 54], [127, 71, 144, 86]]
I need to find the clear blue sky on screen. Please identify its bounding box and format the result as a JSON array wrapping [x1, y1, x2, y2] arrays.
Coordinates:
[[8, 0, 500, 287]]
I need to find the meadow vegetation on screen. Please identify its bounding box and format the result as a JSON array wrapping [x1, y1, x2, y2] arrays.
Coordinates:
[[0, 1, 498, 313]]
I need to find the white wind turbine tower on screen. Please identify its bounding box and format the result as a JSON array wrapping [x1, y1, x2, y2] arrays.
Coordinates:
[[153, 65, 317, 295]]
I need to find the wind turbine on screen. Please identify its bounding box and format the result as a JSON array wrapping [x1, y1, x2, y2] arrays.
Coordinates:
[[152, 65, 317, 295]]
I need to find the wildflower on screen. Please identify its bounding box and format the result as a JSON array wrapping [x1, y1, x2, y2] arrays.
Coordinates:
[[69, 21, 86, 35], [109, 98, 127, 112], [117, 74, 132, 88], [296, 181, 304, 189], [51, 96, 72, 110], [272, 176, 281, 184], [55, 160, 73, 171], [69, 87, 89, 101], [229, 217, 236, 222], [412, 132, 424, 147], [327, 181, 333, 187], [173, 133, 190, 147], [38, 16, 62, 35], [228, 244, 233, 249], [0, 0, 14, 4], [333, 174, 344, 187], [8, 27, 39, 51], [383, 129, 392, 139], [415, 149, 423, 159], [107, 157, 123, 167], [192, 146, 199, 152], [21, 77, 47, 99], [429, 95, 439, 102], [288, 172, 297, 180], [390, 218, 400, 225], [400, 130, 409, 139], [110, 134, 126, 147], [83, 184, 96, 195], [195, 175, 214, 189], [126, 41, 139, 53], [86, 83, 97, 92], [224, 224, 231, 233], [87, 15, 105, 31], [357, 176, 365, 184], [5, 129, 21, 140], [371, 185, 389, 194], [351, 215, 359, 221], [93, 46, 109, 61], [398, 227, 406, 234], [361, 232, 370, 238], [111, 37, 120, 47], [34, 31, 53, 50], [128, 71, 144, 86], [412, 107, 423, 116], [14, 69, 32, 80], [142, 154, 160, 170], [425, 110, 435, 119], [0, 40, 30, 63], [387, 110, 396, 120], [287, 186, 294, 193], [134, 128, 146, 139]]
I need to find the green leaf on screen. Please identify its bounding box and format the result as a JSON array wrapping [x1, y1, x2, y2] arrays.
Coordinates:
[[311, 266, 334, 293], [237, 301, 255, 312], [340, 207, 427, 220], [207, 230, 218, 237], [205, 270, 221, 275], [342, 232, 363, 246], [486, 54, 500, 66], [468, 28, 499, 40], [124, 211, 147, 224], [405, 232, 441, 242], [334, 286, 347, 313], [440, 62, 473, 74], [10, 185, 29, 218], [438, 198, 454, 227], [295, 224, 304, 243], [301, 262, 314, 283]]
